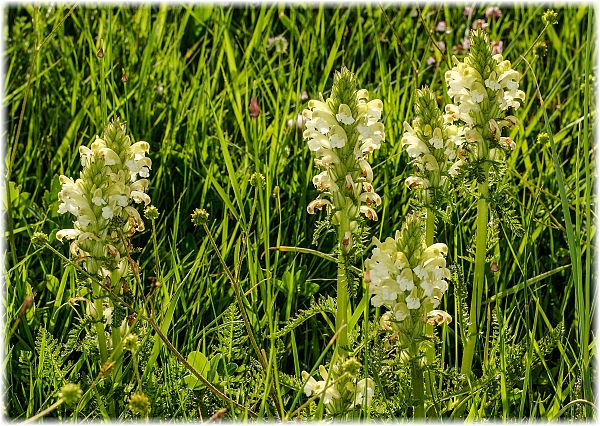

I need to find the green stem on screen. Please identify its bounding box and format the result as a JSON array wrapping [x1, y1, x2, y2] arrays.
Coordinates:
[[423, 207, 436, 398], [24, 398, 64, 423], [91, 280, 108, 363], [425, 207, 435, 247], [411, 349, 425, 419], [203, 224, 284, 419], [99, 41, 107, 125], [336, 251, 349, 356], [111, 326, 122, 364], [461, 172, 489, 377]]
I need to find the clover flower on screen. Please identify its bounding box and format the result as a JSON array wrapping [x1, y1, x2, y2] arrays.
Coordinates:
[[301, 357, 375, 416], [56, 119, 151, 281], [365, 214, 451, 330], [401, 88, 464, 209], [444, 30, 523, 162], [303, 67, 384, 252]]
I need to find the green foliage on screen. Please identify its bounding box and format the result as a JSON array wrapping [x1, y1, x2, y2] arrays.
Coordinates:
[[272, 296, 336, 340], [5, 4, 594, 421]]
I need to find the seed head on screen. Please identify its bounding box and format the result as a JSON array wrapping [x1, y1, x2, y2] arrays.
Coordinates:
[[537, 132, 550, 145], [144, 205, 160, 221], [191, 208, 209, 227], [97, 47, 104, 58], [542, 9, 559, 26], [123, 333, 139, 351], [31, 231, 48, 247], [249, 172, 266, 189], [60, 383, 82, 406], [128, 392, 150, 416]]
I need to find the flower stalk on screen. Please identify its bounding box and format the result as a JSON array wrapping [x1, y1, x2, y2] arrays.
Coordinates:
[[444, 30, 524, 377], [365, 214, 453, 419], [56, 118, 152, 364], [304, 67, 384, 355]]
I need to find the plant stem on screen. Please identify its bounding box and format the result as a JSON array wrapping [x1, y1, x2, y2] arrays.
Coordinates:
[[423, 207, 436, 398], [91, 280, 108, 363], [146, 316, 258, 417], [336, 251, 349, 356], [461, 170, 489, 377], [203, 224, 285, 418], [271, 246, 362, 275], [425, 207, 435, 247], [24, 398, 64, 423], [411, 347, 425, 419]]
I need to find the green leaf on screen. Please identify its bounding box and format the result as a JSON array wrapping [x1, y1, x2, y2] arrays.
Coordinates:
[[183, 351, 211, 389]]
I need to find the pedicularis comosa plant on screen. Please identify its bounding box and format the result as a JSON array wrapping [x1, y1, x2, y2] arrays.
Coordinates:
[[304, 67, 384, 357], [444, 29, 524, 377], [57, 119, 151, 364], [36, 19, 575, 420]]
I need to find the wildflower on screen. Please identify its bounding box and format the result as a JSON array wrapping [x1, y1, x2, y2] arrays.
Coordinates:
[[437, 40, 446, 53], [485, 6, 502, 19], [59, 383, 82, 406], [426, 309, 453, 325], [266, 34, 289, 54], [401, 88, 463, 210], [191, 208, 209, 226], [427, 56, 436, 66], [97, 47, 104, 58], [365, 215, 451, 330], [463, 7, 473, 17], [57, 119, 151, 280], [491, 40, 503, 54], [445, 30, 524, 160], [303, 67, 384, 252], [301, 357, 375, 416], [353, 378, 375, 407], [542, 9, 559, 25], [436, 21, 447, 32], [472, 19, 489, 30]]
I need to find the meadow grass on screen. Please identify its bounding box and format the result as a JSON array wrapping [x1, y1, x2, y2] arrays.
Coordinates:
[[4, 3, 595, 420]]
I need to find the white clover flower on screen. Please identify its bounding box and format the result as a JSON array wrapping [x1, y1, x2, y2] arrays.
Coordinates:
[[303, 68, 385, 252], [57, 119, 151, 280]]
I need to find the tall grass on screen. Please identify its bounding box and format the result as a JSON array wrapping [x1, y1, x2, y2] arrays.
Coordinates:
[[4, 4, 595, 420]]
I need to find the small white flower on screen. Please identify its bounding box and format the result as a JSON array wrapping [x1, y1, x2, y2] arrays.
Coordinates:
[[354, 378, 375, 407], [102, 205, 114, 220], [406, 293, 421, 310], [336, 103, 355, 125]]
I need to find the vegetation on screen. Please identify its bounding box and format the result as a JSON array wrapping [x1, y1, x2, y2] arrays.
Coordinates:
[[5, 4, 595, 421]]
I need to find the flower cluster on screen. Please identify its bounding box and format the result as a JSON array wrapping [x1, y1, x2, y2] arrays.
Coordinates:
[[401, 88, 464, 207], [301, 357, 375, 416], [303, 67, 384, 252], [444, 30, 523, 160], [56, 119, 151, 280], [365, 214, 451, 329]]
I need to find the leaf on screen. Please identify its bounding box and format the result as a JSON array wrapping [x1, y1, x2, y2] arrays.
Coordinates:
[[183, 351, 211, 389]]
